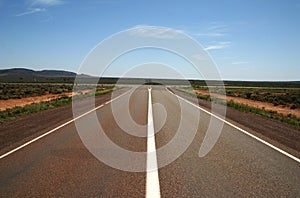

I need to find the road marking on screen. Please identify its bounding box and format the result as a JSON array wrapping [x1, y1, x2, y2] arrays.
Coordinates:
[[0, 90, 131, 160], [146, 87, 161, 198], [167, 88, 300, 163]]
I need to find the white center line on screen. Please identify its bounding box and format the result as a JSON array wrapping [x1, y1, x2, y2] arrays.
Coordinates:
[[146, 87, 161, 198]]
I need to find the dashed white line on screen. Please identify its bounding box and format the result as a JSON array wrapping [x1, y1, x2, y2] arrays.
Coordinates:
[[167, 88, 300, 163], [0, 90, 130, 160], [146, 87, 161, 198]]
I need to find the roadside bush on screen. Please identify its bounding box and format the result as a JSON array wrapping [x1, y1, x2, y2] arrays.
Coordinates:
[[197, 94, 210, 101], [226, 91, 235, 96], [290, 104, 297, 109], [250, 94, 259, 101], [245, 92, 252, 99]]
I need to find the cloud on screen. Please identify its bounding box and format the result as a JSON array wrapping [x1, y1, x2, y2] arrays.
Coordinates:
[[194, 32, 226, 37], [128, 25, 185, 39], [15, 8, 46, 16], [28, 0, 65, 6], [232, 61, 249, 65], [195, 23, 228, 38], [204, 42, 231, 51], [207, 24, 228, 31], [15, 0, 65, 17]]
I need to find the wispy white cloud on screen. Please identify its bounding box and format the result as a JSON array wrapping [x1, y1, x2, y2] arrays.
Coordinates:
[[194, 23, 228, 38], [15, 7, 46, 16], [194, 32, 226, 37], [207, 24, 228, 31], [232, 61, 249, 65], [204, 41, 231, 51], [129, 25, 185, 39], [28, 0, 65, 7], [15, 0, 65, 18]]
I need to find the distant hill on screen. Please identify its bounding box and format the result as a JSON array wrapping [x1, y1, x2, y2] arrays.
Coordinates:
[[0, 68, 76, 77], [0, 68, 85, 83]]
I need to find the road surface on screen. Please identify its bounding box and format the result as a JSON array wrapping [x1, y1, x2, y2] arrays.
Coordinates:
[[0, 86, 299, 197]]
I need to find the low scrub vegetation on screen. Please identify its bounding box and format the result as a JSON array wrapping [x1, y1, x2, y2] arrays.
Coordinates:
[[177, 87, 300, 127], [192, 86, 300, 110], [226, 88, 300, 110], [0, 83, 73, 100], [0, 85, 116, 123]]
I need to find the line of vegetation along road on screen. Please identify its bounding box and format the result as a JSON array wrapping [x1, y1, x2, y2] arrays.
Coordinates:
[[177, 87, 300, 128], [0, 88, 116, 123], [192, 85, 300, 110]]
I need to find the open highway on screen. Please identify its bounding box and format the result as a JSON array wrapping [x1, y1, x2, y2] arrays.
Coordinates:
[[0, 86, 299, 197]]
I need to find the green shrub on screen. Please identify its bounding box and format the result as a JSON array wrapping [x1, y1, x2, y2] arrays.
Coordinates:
[[290, 104, 297, 109]]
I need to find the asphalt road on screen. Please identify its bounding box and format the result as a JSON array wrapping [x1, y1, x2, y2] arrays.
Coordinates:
[[0, 86, 299, 197]]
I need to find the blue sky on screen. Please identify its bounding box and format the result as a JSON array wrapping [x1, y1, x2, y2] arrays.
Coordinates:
[[0, 0, 299, 80]]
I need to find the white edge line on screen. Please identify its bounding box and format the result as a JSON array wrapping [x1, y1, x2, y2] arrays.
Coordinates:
[[166, 88, 300, 163], [146, 87, 161, 198], [0, 90, 131, 160]]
